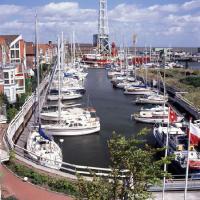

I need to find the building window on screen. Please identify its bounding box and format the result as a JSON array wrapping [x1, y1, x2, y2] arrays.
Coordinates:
[[11, 71, 14, 78], [11, 50, 15, 58], [15, 41, 19, 48], [4, 72, 9, 79], [16, 50, 20, 58], [4, 80, 9, 84]]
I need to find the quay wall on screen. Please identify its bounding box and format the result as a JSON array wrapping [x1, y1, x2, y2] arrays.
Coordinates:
[[137, 75, 200, 119]]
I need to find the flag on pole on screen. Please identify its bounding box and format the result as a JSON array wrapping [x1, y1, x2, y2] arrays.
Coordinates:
[[169, 107, 177, 123], [189, 123, 200, 146]]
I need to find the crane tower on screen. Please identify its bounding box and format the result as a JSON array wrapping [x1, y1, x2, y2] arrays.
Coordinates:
[[93, 0, 110, 55]]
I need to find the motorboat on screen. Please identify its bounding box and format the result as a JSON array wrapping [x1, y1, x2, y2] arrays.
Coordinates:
[[153, 123, 200, 170], [132, 105, 183, 124]]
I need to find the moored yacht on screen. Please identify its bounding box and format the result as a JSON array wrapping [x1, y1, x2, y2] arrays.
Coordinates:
[[42, 116, 100, 136], [27, 129, 63, 170], [153, 123, 200, 171], [132, 105, 183, 124], [135, 93, 168, 104], [47, 90, 82, 101], [40, 107, 98, 122], [124, 86, 153, 95]]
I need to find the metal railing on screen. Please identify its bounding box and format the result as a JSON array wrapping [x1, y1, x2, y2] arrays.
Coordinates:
[[3, 73, 200, 189]]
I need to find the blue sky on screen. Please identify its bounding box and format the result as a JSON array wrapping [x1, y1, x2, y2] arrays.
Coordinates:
[[0, 0, 200, 46], [0, 0, 192, 8]]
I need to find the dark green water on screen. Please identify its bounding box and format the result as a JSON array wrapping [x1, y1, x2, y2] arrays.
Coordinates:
[[54, 69, 152, 167]]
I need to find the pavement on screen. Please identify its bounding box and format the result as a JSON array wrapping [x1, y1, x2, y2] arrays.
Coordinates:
[[0, 165, 73, 200], [154, 191, 200, 200], [1, 163, 200, 200]]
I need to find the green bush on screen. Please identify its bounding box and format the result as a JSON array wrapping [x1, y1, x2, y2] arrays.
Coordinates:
[[6, 162, 77, 196], [180, 76, 200, 87], [7, 107, 18, 122], [48, 178, 77, 195]]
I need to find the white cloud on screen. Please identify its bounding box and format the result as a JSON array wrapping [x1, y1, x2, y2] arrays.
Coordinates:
[[42, 2, 78, 14], [0, 4, 23, 16], [148, 4, 179, 12], [182, 0, 200, 10], [0, 1, 199, 46]]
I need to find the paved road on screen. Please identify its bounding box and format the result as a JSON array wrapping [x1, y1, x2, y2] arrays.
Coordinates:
[[154, 191, 200, 200], [2, 163, 200, 200], [1, 165, 73, 200]]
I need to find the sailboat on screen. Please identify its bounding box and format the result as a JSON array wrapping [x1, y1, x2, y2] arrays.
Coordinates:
[[134, 70, 168, 104], [135, 92, 168, 104], [41, 33, 100, 136], [26, 16, 62, 170]]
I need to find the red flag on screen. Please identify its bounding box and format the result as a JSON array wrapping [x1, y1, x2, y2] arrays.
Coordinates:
[[169, 107, 177, 123], [189, 123, 200, 146]]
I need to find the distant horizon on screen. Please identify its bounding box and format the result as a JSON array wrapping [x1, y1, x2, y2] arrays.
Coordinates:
[[0, 0, 199, 47]]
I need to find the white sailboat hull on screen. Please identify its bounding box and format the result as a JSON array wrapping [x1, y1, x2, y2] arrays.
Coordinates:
[[124, 90, 153, 95], [132, 114, 184, 124], [133, 116, 169, 124], [42, 125, 100, 136], [47, 93, 82, 101], [26, 131, 63, 170], [135, 99, 168, 104]]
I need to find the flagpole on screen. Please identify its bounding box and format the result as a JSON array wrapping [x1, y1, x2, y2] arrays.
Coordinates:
[[162, 107, 170, 200], [162, 51, 168, 200], [184, 118, 192, 200]]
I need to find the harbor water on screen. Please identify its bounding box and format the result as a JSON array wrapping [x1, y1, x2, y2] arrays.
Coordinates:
[[54, 69, 152, 168]]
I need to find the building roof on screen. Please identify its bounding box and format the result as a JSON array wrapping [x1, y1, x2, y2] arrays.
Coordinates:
[[0, 35, 19, 46]]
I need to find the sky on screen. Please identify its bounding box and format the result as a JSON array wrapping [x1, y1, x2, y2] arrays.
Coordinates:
[[0, 0, 200, 47]]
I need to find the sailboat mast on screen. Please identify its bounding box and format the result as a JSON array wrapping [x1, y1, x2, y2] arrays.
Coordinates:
[[73, 31, 76, 66], [150, 44, 152, 63], [57, 36, 61, 123], [61, 32, 64, 90], [145, 44, 147, 86], [35, 14, 41, 125]]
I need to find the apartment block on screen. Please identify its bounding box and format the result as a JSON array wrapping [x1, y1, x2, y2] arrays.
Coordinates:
[[0, 35, 26, 103]]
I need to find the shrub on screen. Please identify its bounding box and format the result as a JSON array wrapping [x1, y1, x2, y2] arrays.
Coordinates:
[[6, 161, 77, 196], [180, 76, 200, 87], [7, 107, 18, 122]]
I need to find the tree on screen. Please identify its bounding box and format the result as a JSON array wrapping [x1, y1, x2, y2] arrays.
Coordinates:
[[0, 93, 9, 107], [77, 174, 113, 200], [7, 107, 18, 122], [77, 129, 170, 200]]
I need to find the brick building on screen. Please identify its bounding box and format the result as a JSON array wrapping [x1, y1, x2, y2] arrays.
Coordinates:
[[0, 35, 26, 103]]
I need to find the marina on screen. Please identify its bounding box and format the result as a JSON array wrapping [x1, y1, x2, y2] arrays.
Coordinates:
[[0, 0, 200, 199]]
